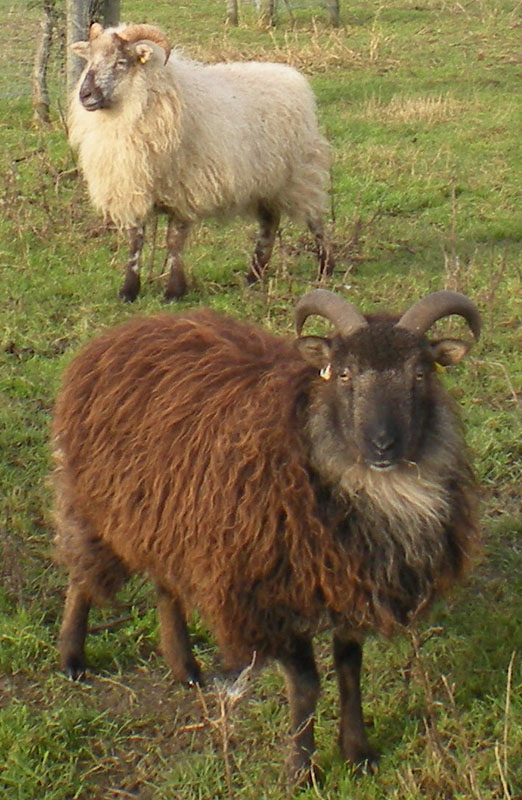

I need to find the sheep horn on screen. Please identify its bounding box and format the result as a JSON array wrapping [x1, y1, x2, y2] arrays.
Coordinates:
[[117, 24, 171, 64], [396, 290, 481, 340], [88, 22, 103, 41], [295, 289, 368, 337]]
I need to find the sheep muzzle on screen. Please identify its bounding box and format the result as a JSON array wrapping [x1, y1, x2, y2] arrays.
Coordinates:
[[79, 71, 109, 111], [361, 416, 405, 470]]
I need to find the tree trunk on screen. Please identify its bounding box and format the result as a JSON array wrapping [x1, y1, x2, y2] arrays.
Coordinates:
[[32, 1, 55, 126], [66, 0, 89, 96], [225, 0, 239, 26], [102, 0, 120, 27], [324, 0, 340, 27], [259, 0, 275, 27]]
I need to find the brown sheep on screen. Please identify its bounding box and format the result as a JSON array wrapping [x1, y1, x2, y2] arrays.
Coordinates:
[[52, 289, 481, 783]]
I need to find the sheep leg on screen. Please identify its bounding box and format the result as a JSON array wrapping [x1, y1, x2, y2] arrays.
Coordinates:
[[58, 583, 91, 680], [278, 634, 320, 784], [333, 633, 379, 770], [308, 218, 335, 277], [156, 585, 202, 686], [120, 224, 145, 302], [164, 218, 191, 301], [246, 205, 281, 284]]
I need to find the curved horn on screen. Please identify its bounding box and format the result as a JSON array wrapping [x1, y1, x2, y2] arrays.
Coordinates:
[[89, 22, 103, 41], [295, 289, 368, 337], [117, 24, 171, 64], [396, 290, 481, 340]]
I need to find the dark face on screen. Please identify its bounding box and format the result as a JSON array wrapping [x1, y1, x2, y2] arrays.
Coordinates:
[[334, 341, 432, 469], [303, 323, 436, 471]]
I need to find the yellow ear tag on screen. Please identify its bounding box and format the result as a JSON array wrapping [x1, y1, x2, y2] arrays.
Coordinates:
[[434, 362, 446, 373], [139, 56, 146, 64]]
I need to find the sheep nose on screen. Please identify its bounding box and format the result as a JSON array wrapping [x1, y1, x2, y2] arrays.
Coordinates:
[[365, 425, 401, 469], [79, 72, 105, 110], [79, 71, 95, 99], [79, 84, 92, 102], [372, 430, 396, 455]]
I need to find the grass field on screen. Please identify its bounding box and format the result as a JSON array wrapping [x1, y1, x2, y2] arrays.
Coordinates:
[[0, 0, 521, 798]]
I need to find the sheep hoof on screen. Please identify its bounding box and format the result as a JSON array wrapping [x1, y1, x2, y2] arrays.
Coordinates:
[[349, 748, 379, 776], [62, 657, 87, 682], [184, 662, 204, 687], [245, 268, 262, 285], [164, 273, 188, 301], [119, 273, 141, 302], [286, 759, 321, 790], [119, 287, 139, 303], [168, 662, 203, 687], [162, 292, 182, 303], [186, 674, 203, 689]]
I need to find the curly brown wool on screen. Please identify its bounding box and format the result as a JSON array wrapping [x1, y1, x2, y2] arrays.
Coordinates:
[[52, 291, 481, 784]]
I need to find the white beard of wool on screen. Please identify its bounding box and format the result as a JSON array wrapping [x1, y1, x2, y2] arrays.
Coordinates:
[[341, 462, 452, 584]]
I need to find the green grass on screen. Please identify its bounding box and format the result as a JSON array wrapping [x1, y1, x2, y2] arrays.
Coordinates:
[[1, 0, 521, 798]]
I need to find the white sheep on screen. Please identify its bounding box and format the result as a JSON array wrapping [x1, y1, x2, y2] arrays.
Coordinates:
[[69, 22, 334, 301]]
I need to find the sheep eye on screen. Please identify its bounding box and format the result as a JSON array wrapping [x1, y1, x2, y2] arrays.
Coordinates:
[[338, 368, 351, 382], [116, 58, 128, 69]]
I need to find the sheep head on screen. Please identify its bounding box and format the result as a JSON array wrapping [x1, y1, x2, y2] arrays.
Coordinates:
[[295, 289, 481, 473], [71, 23, 171, 111]]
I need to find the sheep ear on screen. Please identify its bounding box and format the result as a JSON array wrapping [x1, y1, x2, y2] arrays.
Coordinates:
[[135, 43, 154, 64], [295, 336, 332, 369], [430, 338, 472, 366], [71, 41, 90, 60]]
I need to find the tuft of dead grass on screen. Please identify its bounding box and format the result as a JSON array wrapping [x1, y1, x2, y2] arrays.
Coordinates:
[[176, 656, 257, 799], [362, 93, 468, 125], [187, 24, 386, 73]]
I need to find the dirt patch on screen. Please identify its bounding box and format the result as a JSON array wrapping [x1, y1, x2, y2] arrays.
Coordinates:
[[0, 660, 279, 798]]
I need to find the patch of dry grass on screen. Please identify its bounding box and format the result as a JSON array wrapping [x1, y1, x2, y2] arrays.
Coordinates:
[[361, 93, 469, 125], [188, 24, 394, 73]]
